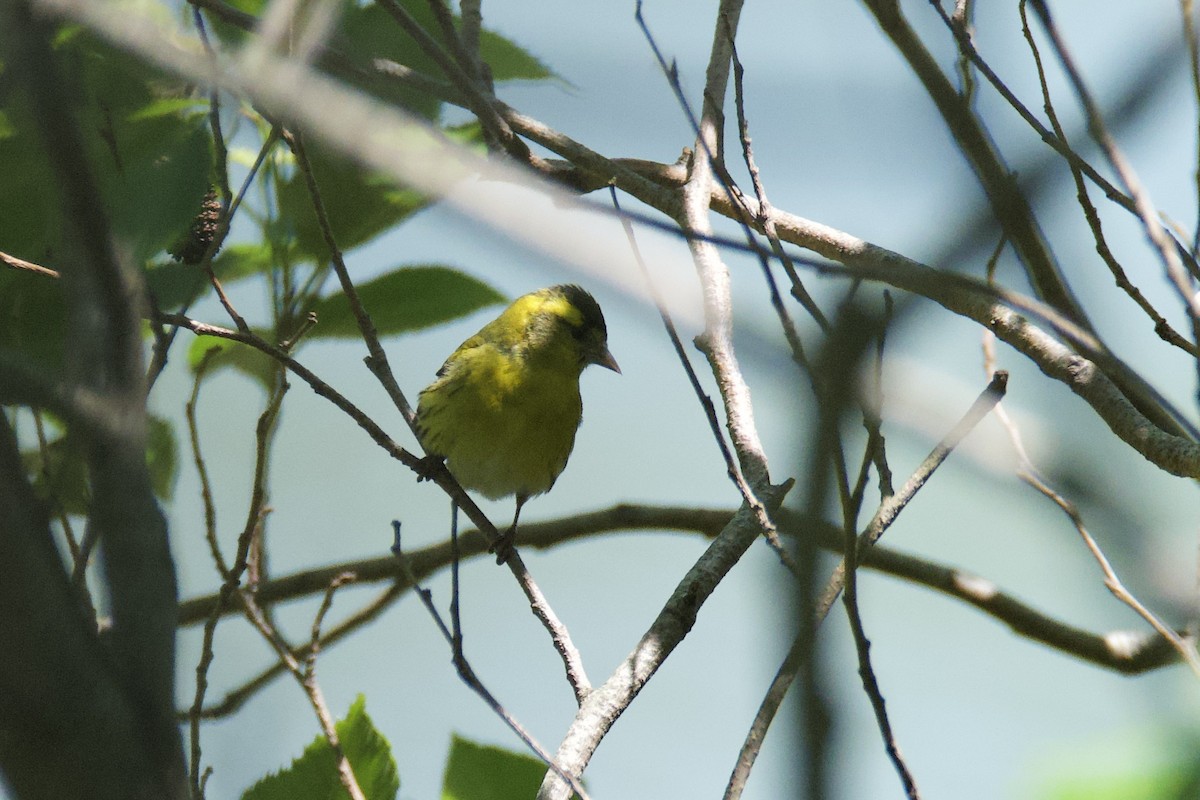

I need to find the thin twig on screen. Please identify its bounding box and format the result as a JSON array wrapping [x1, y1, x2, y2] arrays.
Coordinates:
[[375, 0, 531, 163], [1182, 0, 1200, 253], [239, 589, 367, 800], [728, 38, 879, 542], [729, 39, 827, 332], [950, 0, 976, 104], [1, 249, 59, 277], [160, 311, 422, 467], [186, 347, 225, 577], [188, 583, 403, 720], [285, 129, 416, 423], [817, 370, 1008, 617], [849, 293, 895, 514], [1027, 0, 1200, 353], [206, 124, 284, 335], [192, 7, 231, 203], [187, 371, 286, 797], [390, 523, 592, 800], [793, 310, 883, 800], [1021, 469, 1200, 679], [633, 0, 789, 565], [838, 316, 920, 799], [305, 572, 357, 679], [29, 411, 94, 625], [729, 372, 1006, 799], [459, 0, 483, 71], [183, 348, 223, 800], [144, 8, 231, 392], [449, 503, 463, 664], [841, 452, 921, 800], [609, 187, 795, 573], [980, 308, 1200, 677], [425, 0, 485, 91], [927, 0, 1200, 281], [865, 0, 1088, 327], [1017, 1, 1198, 357]]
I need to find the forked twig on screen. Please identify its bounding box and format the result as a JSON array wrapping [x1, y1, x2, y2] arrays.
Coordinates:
[[1016, 1, 1198, 357], [1020, 469, 1200, 679], [609, 187, 796, 572], [1026, 0, 1200, 353], [389, 523, 592, 800], [818, 371, 1008, 617], [728, 372, 1006, 799], [240, 584, 366, 800]]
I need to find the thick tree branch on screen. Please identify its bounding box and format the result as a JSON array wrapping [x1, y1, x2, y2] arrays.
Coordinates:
[[0, 3, 184, 797], [0, 414, 158, 799]]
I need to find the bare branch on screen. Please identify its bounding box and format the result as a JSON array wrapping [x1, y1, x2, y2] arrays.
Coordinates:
[[1, 249, 59, 278], [239, 588, 366, 800], [1026, 0, 1200, 387], [390, 524, 592, 800], [862, 0, 1086, 326], [172, 504, 1184, 676]]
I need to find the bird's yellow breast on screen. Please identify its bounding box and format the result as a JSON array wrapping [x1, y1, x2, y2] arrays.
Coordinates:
[[416, 337, 585, 500]]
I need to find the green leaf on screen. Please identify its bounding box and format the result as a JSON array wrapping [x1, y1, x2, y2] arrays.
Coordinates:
[[21, 427, 89, 517], [242, 695, 399, 800], [331, 2, 446, 121], [442, 735, 559, 800], [1041, 770, 1190, 800], [63, 30, 214, 263], [306, 266, 505, 339], [0, 28, 214, 266], [328, 1, 554, 118], [443, 121, 487, 151], [202, 0, 265, 46], [478, 27, 555, 83], [145, 415, 178, 502], [145, 242, 282, 310], [20, 413, 176, 514], [0, 104, 63, 263], [275, 141, 430, 259], [93, 104, 213, 264], [0, 271, 68, 372], [1035, 731, 1200, 800], [187, 335, 280, 391], [212, 242, 284, 284], [144, 260, 209, 310]]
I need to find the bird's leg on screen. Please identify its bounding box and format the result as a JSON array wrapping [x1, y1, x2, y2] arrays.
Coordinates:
[[490, 494, 526, 565], [414, 453, 446, 483]]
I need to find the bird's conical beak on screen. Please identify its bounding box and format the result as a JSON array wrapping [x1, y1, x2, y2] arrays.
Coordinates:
[[594, 346, 621, 374]]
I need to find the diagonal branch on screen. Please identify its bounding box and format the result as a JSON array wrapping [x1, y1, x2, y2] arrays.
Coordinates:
[[861, 0, 1086, 327]]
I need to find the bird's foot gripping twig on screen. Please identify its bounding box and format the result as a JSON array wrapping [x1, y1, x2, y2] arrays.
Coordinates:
[[489, 525, 517, 565], [414, 454, 446, 483]]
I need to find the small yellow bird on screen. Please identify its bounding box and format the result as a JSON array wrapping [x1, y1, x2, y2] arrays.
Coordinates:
[[415, 284, 620, 561]]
